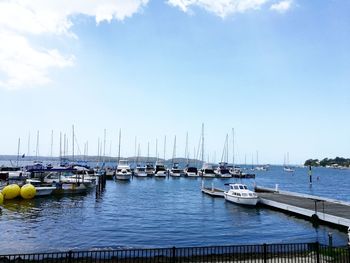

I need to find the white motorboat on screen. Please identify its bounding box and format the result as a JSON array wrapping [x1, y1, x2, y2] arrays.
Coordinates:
[[224, 183, 259, 206], [115, 160, 132, 180], [169, 163, 182, 177], [215, 162, 232, 178], [145, 162, 155, 176], [134, 164, 147, 177], [184, 166, 198, 177], [26, 179, 56, 197], [198, 163, 216, 178], [0, 166, 28, 180], [155, 162, 167, 177]]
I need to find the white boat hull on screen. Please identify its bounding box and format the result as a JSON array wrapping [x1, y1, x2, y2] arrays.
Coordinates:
[[35, 186, 56, 196], [155, 172, 167, 177], [186, 172, 198, 177], [224, 193, 259, 206], [218, 173, 232, 178], [134, 172, 147, 177], [170, 172, 181, 177], [202, 173, 216, 178], [115, 173, 131, 180]]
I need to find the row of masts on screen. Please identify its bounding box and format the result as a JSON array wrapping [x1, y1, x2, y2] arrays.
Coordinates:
[[14, 125, 272, 166]]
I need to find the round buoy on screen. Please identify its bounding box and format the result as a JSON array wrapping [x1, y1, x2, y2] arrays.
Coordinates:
[[0, 192, 3, 204], [2, 184, 21, 200], [20, 184, 36, 199]]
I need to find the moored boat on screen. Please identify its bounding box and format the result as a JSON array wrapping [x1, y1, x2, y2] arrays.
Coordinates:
[[224, 183, 259, 206], [115, 160, 132, 180]]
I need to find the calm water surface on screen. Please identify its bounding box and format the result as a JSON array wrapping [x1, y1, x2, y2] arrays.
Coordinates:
[[0, 165, 349, 253]]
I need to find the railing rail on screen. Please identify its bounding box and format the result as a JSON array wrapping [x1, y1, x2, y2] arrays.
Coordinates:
[[0, 242, 349, 263]]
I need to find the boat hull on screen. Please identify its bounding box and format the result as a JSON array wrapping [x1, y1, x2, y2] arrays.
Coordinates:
[[35, 186, 56, 196], [224, 193, 259, 206], [115, 173, 131, 180]]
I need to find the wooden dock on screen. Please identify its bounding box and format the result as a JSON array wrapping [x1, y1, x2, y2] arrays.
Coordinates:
[[255, 186, 350, 230], [201, 186, 225, 197]]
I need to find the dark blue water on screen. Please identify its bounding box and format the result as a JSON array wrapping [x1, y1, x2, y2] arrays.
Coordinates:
[[0, 166, 349, 254]]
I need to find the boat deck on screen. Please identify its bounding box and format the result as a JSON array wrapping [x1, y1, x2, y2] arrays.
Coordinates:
[[201, 187, 225, 197]]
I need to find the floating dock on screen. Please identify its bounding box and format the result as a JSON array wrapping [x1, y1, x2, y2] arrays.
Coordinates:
[[201, 183, 350, 229], [255, 186, 350, 229]]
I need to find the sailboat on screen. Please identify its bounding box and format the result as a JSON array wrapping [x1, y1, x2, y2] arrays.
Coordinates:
[[215, 134, 231, 178], [134, 144, 147, 177], [197, 124, 215, 178], [283, 152, 295, 172], [115, 129, 131, 180], [170, 136, 182, 177]]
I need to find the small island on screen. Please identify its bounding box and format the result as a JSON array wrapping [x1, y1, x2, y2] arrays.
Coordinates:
[[304, 157, 350, 168]]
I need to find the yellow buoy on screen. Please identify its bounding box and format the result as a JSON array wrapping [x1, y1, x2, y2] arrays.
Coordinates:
[[0, 192, 3, 205], [2, 184, 21, 200], [20, 184, 36, 199]]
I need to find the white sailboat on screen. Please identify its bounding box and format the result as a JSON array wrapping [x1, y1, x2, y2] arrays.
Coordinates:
[[283, 152, 295, 172], [115, 129, 131, 180]]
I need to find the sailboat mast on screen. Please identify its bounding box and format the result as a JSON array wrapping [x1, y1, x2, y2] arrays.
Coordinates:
[[103, 129, 106, 163], [155, 138, 158, 161], [163, 136, 166, 161], [147, 141, 150, 162], [27, 132, 30, 157], [201, 123, 204, 164], [35, 130, 39, 160], [232, 128, 235, 166], [16, 137, 20, 166], [117, 129, 121, 163], [59, 132, 62, 165], [72, 125, 75, 162], [172, 136, 176, 164], [226, 134, 229, 163], [50, 130, 53, 158]]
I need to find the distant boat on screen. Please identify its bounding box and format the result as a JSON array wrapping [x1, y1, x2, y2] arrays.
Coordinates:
[[198, 163, 216, 178], [169, 162, 182, 177], [224, 183, 259, 206], [184, 166, 198, 177], [283, 152, 295, 173], [134, 164, 147, 177], [115, 160, 132, 180], [154, 162, 167, 177], [215, 162, 231, 178]]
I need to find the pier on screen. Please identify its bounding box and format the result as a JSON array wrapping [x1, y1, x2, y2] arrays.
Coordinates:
[[201, 183, 350, 230], [255, 186, 350, 230]]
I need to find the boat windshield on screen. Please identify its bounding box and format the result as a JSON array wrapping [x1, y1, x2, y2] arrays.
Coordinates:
[[187, 167, 197, 173]]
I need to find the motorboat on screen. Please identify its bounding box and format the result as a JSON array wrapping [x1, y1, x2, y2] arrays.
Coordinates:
[[169, 163, 182, 177], [134, 164, 147, 177], [145, 162, 155, 176], [115, 160, 132, 180], [0, 166, 28, 180], [198, 163, 215, 178], [224, 183, 259, 206], [184, 166, 198, 177], [25, 179, 56, 197], [215, 162, 232, 178], [40, 172, 93, 194], [154, 162, 167, 177]]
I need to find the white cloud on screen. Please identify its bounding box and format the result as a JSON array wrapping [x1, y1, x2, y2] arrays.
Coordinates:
[[0, 0, 148, 90], [270, 0, 293, 13], [167, 0, 269, 18]]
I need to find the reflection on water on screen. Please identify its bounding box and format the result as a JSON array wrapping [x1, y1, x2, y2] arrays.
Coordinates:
[[0, 166, 349, 254]]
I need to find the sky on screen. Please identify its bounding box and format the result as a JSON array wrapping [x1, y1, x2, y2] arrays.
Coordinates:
[[0, 0, 349, 165]]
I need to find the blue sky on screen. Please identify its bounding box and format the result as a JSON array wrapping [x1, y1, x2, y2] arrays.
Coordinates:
[[0, 0, 349, 164]]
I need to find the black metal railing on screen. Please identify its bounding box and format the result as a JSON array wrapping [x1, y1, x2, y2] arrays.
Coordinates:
[[0, 242, 349, 263]]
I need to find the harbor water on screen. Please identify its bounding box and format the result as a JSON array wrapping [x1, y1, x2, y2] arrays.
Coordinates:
[[0, 165, 349, 254]]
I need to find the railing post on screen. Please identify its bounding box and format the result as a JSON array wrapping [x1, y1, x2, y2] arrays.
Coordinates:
[[315, 242, 320, 263], [68, 250, 72, 263], [263, 243, 267, 263], [172, 246, 176, 263]]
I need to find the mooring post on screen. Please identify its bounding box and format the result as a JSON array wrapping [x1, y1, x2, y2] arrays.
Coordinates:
[[347, 226, 350, 247], [308, 165, 312, 184]]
